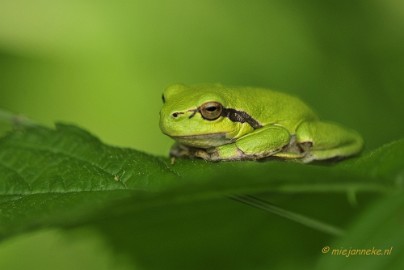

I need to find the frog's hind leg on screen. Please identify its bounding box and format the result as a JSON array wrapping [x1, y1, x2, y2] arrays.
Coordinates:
[[295, 121, 364, 163]]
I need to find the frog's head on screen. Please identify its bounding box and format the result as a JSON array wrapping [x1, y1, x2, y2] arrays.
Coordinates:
[[159, 84, 254, 148]]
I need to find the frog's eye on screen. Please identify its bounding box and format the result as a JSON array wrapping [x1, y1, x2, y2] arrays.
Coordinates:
[[200, 102, 223, 120]]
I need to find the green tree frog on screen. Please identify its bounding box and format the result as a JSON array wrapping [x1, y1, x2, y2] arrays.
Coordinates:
[[159, 84, 363, 162]]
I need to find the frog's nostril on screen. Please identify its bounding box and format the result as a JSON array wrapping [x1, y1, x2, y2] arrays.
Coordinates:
[[172, 112, 184, 118]]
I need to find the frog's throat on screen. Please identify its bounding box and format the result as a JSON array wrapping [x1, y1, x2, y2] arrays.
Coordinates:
[[171, 133, 232, 148]]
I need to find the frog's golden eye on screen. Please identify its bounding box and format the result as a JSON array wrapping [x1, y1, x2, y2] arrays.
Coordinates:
[[200, 102, 223, 120]]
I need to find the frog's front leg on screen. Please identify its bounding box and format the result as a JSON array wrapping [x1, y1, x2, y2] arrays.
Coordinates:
[[208, 125, 291, 161]]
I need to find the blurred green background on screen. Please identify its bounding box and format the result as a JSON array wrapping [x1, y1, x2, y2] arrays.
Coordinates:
[[1, 0, 403, 156], [1, 0, 404, 269]]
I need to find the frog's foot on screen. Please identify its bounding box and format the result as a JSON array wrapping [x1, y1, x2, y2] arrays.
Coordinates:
[[189, 146, 245, 161], [169, 143, 214, 160], [170, 143, 248, 161], [169, 143, 192, 158], [271, 135, 308, 161], [211, 143, 284, 161]]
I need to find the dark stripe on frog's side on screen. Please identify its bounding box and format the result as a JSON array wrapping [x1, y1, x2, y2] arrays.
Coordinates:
[[221, 108, 263, 129]]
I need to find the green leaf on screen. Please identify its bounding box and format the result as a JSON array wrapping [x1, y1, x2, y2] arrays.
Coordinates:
[[0, 123, 403, 269], [0, 124, 402, 233], [0, 123, 177, 237]]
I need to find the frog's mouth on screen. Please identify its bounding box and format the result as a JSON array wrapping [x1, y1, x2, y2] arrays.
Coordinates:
[[171, 133, 232, 148]]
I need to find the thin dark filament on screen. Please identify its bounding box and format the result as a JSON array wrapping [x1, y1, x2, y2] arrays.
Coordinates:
[[228, 194, 345, 236]]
